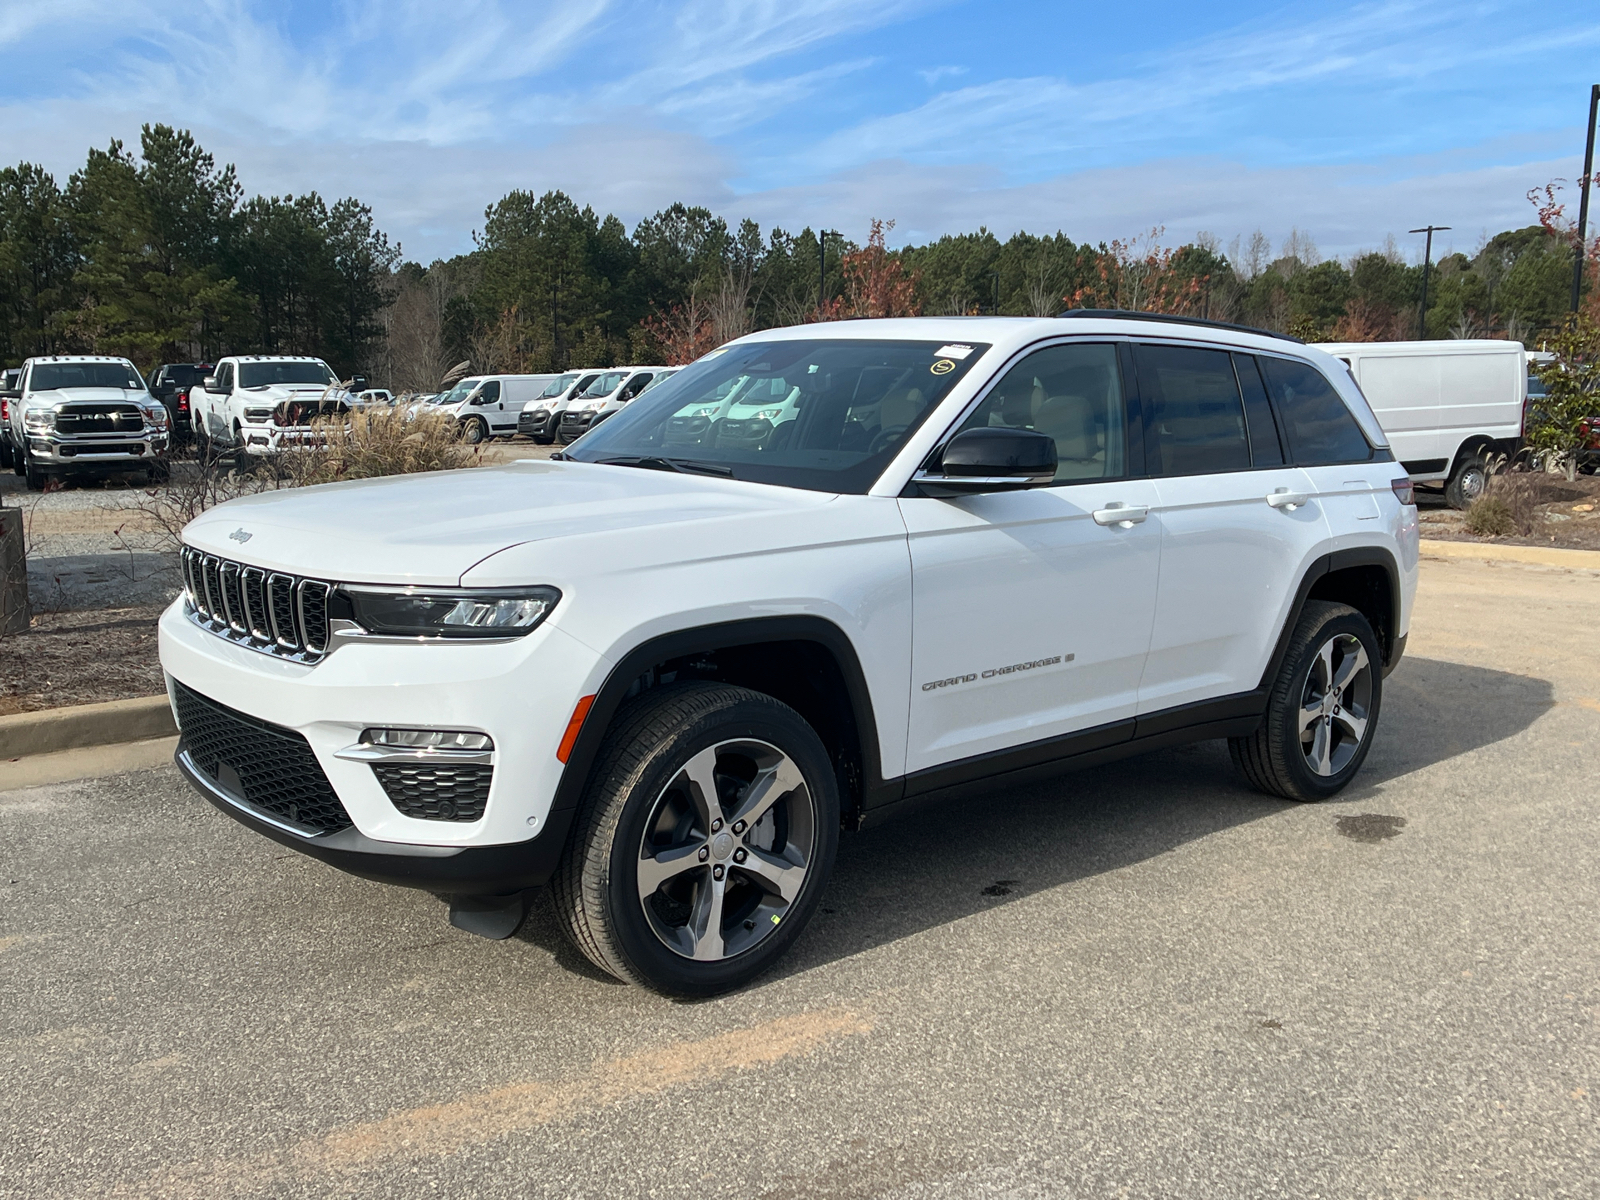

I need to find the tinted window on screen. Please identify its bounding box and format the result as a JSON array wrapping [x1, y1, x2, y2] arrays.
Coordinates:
[[953, 343, 1126, 482], [28, 362, 144, 391], [1260, 356, 1372, 464], [1233, 354, 1284, 466], [1136, 345, 1249, 476], [566, 339, 990, 495]]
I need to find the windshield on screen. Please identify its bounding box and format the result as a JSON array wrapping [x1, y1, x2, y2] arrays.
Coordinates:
[[542, 373, 579, 398], [434, 380, 480, 405], [565, 339, 991, 494], [29, 362, 144, 391], [579, 371, 629, 398], [238, 360, 336, 389]]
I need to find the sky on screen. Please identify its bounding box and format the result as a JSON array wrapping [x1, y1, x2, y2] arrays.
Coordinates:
[[1, 0, 1597, 265]]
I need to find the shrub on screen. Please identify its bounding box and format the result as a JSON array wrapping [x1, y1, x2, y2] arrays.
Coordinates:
[[1464, 495, 1516, 537], [275, 407, 483, 487]]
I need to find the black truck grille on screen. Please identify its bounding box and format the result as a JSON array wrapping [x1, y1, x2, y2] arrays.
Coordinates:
[[181, 546, 332, 662], [174, 682, 351, 835], [373, 762, 493, 822], [54, 403, 144, 435]]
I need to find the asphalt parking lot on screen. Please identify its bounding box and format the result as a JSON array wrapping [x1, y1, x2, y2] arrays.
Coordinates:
[[3, 553, 1597, 1198]]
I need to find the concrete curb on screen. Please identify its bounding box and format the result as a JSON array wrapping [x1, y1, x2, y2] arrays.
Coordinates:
[[0, 694, 176, 759], [1419, 538, 1600, 571]]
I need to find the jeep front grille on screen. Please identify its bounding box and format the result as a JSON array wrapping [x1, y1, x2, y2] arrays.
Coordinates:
[[181, 545, 333, 663]]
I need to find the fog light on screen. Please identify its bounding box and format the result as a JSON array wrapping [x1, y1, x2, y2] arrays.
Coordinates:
[[361, 728, 493, 752]]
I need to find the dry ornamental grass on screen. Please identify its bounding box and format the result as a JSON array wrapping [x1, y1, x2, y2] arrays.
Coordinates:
[[276, 406, 484, 486]]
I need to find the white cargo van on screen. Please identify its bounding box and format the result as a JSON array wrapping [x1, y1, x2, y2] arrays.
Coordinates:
[[1321, 340, 1525, 508], [429, 374, 559, 443]]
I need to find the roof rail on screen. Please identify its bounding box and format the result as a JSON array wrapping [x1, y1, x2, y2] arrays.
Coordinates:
[[1056, 309, 1303, 344]]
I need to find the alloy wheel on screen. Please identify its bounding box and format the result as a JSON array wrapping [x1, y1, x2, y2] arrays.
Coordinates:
[[635, 738, 815, 961], [1299, 633, 1372, 777]]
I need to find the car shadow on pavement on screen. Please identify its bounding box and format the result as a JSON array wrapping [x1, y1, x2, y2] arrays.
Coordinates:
[[765, 654, 1554, 984]]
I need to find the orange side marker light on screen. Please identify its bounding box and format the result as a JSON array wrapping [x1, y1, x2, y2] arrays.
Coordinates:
[[557, 695, 596, 763]]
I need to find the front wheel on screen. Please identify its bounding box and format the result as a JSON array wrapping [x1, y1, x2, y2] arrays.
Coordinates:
[[552, 684, 840, 996], [23, 449, 51, 492], [460, 417, 487, 445], [1229, 600, 1382, 802]]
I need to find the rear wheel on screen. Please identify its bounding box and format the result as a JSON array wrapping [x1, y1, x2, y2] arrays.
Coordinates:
[[1229, 600, 1382, 802], [1445, 451, 1488, 509], [553, 683, 839, 996]]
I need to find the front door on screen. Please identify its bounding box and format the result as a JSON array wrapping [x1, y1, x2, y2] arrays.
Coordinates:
[[1133, 345, 1329, 714], [901, 341, 1162, 776]]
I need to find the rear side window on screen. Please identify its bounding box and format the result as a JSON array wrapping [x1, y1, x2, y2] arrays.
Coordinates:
[[1135, 345, 1249, 476], [955, 342, 1127, 482], [1232, 354, 1285, 466], [1260, 356, 1372, 465]]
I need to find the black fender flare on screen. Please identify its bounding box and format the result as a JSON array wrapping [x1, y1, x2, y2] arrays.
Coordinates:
[[1258, 545, 1404, 690], [550, 615, 896, 817]]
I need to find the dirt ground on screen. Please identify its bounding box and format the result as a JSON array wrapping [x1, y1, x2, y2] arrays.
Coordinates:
[[0, 605, 166, 714], [1417, 471, 1600, 550]]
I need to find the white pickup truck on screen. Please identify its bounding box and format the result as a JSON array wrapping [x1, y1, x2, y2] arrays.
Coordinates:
[[190, 356, 354, 458]]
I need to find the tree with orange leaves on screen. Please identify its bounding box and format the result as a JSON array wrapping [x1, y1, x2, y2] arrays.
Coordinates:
[[814, 219, 922, 321]]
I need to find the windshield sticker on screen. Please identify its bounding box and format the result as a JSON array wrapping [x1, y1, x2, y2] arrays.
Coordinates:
[[930, 359, 956, 375], [935, 344, 975, 359]]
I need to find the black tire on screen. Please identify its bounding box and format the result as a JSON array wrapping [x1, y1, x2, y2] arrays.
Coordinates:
[[0, 437, 12, 470], [533, 434, 554, 445], [461, 417, 487, 445], [23, 449, 51, 491], [1229, 600, 1383, 802], [552, 683, 840, 996], [1444, 451, 1488, 509]]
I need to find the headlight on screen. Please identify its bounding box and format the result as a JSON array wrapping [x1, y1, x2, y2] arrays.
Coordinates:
[[143, 405, 169, 428], [343, 585, 560, 639], [24, 408, 55, 432], [243, 408, 274, 421], [753, 408, 781, 421]]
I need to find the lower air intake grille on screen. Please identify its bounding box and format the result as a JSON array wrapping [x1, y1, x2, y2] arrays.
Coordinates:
[[372, 762, 493, 822], [174, 682, 351, 835]]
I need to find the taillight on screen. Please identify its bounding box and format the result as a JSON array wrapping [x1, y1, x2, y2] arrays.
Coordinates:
[[1391, 477, 1415, 507], [177, 388, 189, 412]]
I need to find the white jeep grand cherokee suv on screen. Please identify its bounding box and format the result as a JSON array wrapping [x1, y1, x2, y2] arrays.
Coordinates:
[[160, 314, 1419, 996]]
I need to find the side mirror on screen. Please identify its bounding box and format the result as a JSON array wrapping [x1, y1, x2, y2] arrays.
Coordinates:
[[914, 427, 1057, 496], [203, 376, 222, 393]]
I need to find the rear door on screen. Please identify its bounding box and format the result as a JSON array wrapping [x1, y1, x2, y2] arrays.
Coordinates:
[[1135, 343, 1328, 716], [901, 340, 1163, 774]]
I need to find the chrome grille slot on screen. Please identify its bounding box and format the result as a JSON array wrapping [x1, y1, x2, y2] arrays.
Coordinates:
[[298, 581, 330, 653], [218, 561, 245, 632], [201, 556, 223, 622], [242, 568, 270, 640], [179, 545, 332, 664], [269, 574, 299, 649]]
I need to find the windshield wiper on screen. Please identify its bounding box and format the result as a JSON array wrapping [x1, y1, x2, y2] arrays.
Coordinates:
[[596, 455, 734, 477]]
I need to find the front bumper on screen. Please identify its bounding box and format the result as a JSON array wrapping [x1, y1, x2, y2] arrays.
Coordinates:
[[238, 425, 330, 455], [175, 744, 577, 892], [558, 411, 596, 439], [28, 432, 167, 465], [158, 595, 609, 857], [519, 409, 557, 437]]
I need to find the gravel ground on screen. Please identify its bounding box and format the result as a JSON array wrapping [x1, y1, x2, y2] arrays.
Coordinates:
[[1416, 471, 1600, 549], [1, 555, 1597, 1198]]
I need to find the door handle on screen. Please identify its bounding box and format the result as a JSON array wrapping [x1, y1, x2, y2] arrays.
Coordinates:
[[1092, 503, 1150, 527], [1266, 488, 1311, 511]]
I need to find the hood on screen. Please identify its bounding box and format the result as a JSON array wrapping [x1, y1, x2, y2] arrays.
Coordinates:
[[29, 387, 145, 407], [181, 459, 832, 584]]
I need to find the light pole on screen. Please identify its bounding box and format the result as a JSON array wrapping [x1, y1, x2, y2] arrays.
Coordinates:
[[1409, 224, 1451, 339], [818, 230, 839, 312], [1571, 84, 1599, 313]]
